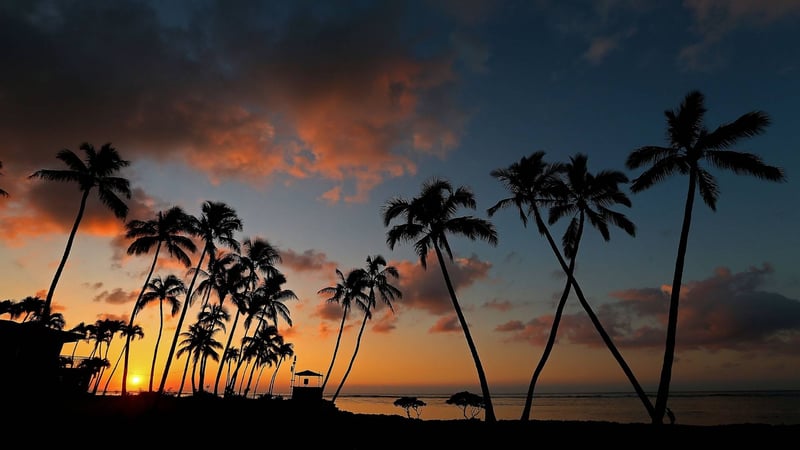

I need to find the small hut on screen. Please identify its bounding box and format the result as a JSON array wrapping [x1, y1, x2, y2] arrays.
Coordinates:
[[291, 369, 323, 401]]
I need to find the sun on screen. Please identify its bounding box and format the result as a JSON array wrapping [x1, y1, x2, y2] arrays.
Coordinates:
[[130, 375, 142, 386]]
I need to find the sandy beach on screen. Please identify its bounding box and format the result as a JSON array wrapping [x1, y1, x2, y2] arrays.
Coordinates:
[[9, 393, 798, 447]]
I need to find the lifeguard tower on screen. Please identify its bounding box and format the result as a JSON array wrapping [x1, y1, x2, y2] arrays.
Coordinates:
[[291, 369, 323, 401]]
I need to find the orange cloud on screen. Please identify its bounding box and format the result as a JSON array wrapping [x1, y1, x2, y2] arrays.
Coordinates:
[[429, 314, 462, 333], [281, 249, 338, 275]]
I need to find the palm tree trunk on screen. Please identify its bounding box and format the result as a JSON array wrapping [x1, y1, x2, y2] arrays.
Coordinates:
[[43, 189, 90, 322], [122, 243, 161, 395], [520, 254, 576, 420], [102, 344, 126, 395], [268, 359, 283, 396], [535, 211, 656, 420], [433, 244, 496, 423], [332, 310, 369, 402], [653, 171, 697, 424], [321, 309, 348, 393], [178, 355, 190, 396], [149, 301, 165, 392], [214, 312, 241, 395], [158, 247, 207, 394]]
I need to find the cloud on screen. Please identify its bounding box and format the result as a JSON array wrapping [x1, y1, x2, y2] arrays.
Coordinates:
[[501, 263, 800, 354], [583, 35, 619, 64], [429, 314, 462, 333], [0, 0, 471, 206], [93, 288, 139, 306], [393, 253, 493, 315], [679, 0, 800, 70], [280, 248, 338, 275], [482, 298, 514, 312]]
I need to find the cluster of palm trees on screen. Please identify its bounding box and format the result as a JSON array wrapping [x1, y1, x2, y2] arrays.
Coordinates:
[[381, 90, 785, 424], [2, 91, 786, 425]]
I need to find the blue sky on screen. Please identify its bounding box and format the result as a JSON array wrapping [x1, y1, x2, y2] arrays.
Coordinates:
[[1, 0, 798, 398]]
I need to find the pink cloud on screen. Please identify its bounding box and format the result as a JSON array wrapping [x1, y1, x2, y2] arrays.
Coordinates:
[[429, 315, 462, 333]]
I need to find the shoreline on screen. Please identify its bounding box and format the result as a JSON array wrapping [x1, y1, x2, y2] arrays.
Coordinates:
[[8, 393, 799, 446]]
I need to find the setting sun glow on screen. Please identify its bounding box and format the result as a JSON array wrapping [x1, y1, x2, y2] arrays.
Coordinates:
[[130, 375, 142, 386]]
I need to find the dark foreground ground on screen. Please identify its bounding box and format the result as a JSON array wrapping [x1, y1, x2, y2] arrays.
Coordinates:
[[7, 393, 798, 447]]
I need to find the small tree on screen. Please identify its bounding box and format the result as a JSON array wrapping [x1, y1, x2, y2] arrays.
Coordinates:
[[394, 396, 426, 419], [446, 391, 485, 420]]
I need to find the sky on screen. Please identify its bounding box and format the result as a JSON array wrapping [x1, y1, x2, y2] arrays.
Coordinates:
[[1, 0, 799, 403]]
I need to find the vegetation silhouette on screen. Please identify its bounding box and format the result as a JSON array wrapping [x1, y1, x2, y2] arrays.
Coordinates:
[[394, 396, 426, 418], [157, 201, 243, 395], [331, 254, 402, 402], [29, 142, 131, 323], [317, 267, 368, 394], [446, 391, 485, 419], [139, 274, 186, 392], [626, 90, 787, 424], [383, 177, 499, 423], [122, 206, 196, 395], [489, 152, 656, 421]]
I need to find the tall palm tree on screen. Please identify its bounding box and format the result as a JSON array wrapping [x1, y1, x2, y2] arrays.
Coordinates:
[[158, 201, 242, 395], [29, 142, 131, 323], [545, 154, 654, 419], [139, 274, 185, 392], [102, 324, 144, 395], [383, 177, 499, 423], [267, 341, 295, 396], [625, 90, 786, 424], [0, 161, 8, 197], [317, 268, 368, 393], [121, 206, 196, 395], [489, 152, 654, 420], [212, 237, 281, 396], [331, 255, 401, 402]]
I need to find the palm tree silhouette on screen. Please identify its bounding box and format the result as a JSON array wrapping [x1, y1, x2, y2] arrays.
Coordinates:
[[625, 90, 786, 424], [383, 177, 499, 423], [489, 151, 654, 421], [139, 274, 185, 392], [102, 324, 144, 395], [331, 254, 401, 402], [317, 268, 368, 394], [121, 206, 196, 395], [267, 341, 295, 397], [158, 200, 242, 395], [29, 142, 131, 323], [0, 161, 8, 197], [213, 237, 281, 396]]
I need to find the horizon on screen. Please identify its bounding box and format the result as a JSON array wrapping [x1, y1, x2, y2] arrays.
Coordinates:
[[1, 1, 798, 400]]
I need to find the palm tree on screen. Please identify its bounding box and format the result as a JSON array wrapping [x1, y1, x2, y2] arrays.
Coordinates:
[[267, 341, 295, 396], [489, 152, 654, 420], [212, 237, 281, 395], [383, 177, 499, 423], [139, 274, 185, 392], [331, 255, 401, 402], [317, 268, 368, 393], [121, 206, 196, 395], [29, 142, 131, 322], [158, 201, 242, 395], [625, 90, 786, 424], [0, 161, 8, 197], [544, 154, 654, 419], [102, 324, 144, 395]]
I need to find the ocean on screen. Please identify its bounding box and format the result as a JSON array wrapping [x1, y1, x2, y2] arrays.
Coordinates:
[[327, 391, 800, 426]]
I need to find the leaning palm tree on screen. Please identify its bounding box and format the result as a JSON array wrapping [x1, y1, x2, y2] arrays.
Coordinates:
[[489, 151, 654, 421], [29, 142, 131, 322], [139, 274, 185, 392], [625, 90, 786, 424], [331, 255, 401, 402], [0, 161, 8, 197], [121, 206, 196, 395], [102, 324, 144, 395], [383, 177, 499, 423], [158, 200, 242, 395], [317, 268, 368, 393], [267, 341, 295, 397]]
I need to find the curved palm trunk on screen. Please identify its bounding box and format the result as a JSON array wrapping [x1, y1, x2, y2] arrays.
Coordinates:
[[178, 355, 191, 396], [331, 309, 370, 402], [433, 244, 496, 423], [43, 189, 90, 322], [533, 211, 655, 421], [102, 344, 126, 395], [520, 253, 576, 420], [149, 300, 165, 392], [653, 171, 697, 424], [158, 247, 208, 394], [268, 358, 284, 396], [321, 309, 348, 393], [122, 243, 162, 395], [214, 312, 241, 395]]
